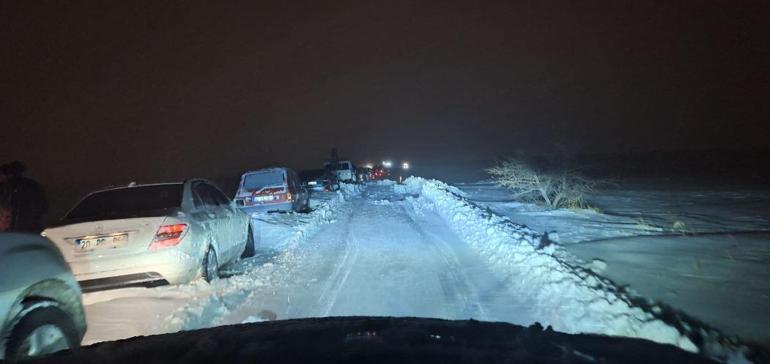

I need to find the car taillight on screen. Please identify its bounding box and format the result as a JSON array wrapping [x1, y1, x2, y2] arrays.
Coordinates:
[[273, 192, 292, 202], [149, 223, 188, 250]]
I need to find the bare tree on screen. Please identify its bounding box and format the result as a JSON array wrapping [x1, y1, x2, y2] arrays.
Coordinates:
[[486, 159, 595, 209]]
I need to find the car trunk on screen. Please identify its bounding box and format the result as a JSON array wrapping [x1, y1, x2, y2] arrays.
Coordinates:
[[44, 216, 168, 277], [236, 170, 289, 205]]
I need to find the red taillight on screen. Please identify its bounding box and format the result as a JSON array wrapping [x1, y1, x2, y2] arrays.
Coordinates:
[[149, 223, 188, 251], [273, 192, 292, 202]]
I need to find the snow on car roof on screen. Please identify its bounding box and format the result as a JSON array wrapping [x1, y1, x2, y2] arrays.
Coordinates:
[[240, 168, 289, 176], [90, 182, 184, 194]]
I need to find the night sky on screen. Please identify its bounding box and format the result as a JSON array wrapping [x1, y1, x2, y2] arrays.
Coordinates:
[[2, 1, 769, 199]]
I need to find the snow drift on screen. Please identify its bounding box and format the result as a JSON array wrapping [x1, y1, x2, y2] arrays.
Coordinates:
[[148, 185, 365, 333], [399, 177, 707, 352]]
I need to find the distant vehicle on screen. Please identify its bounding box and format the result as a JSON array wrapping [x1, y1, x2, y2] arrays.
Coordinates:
[[356, 167, 372, 183], [323, 160, 356, 183], [370, 165, 388, 180], [0, 233, 87, 361], [299, 169, 339, 192], [395, 161, 411, 183], [234, 168, 310, 214], [43, 180, 253, 290]]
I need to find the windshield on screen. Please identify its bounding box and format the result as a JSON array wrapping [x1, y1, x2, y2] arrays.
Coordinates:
[[242, 170, 286, 191], [65, 184, 183, 221], [5, 2, 768, 362]]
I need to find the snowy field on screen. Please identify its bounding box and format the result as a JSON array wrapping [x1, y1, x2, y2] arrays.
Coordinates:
[[459, 180, 770, 350], [78, 178, 768, 362]]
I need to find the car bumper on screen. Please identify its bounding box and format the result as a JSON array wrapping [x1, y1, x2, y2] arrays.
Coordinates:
[[79, 272, 170, 292], [238, 201, 294, 215], [70, 248, 201, 288]]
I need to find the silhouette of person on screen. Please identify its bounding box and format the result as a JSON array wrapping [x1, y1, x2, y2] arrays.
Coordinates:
[[0, 161, 48, 232]]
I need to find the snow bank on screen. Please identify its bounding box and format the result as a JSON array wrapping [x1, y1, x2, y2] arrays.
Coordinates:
[[164, 186, 360, 332], [400, 177, 698, 352], [371, 179, 396, 186], [338, 182, 365, 197]]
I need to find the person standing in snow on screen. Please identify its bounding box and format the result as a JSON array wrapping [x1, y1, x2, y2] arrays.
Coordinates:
[[0, 161, 48, 232]]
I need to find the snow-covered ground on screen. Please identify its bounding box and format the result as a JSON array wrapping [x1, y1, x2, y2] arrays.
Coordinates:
[[458, 180, 770, 350], [79, 178, 766, 362]]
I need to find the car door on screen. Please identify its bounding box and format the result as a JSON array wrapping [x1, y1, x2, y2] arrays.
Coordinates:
[[292, 171, 309, 208], [192, 182, 227, 260], [208, 183, 243, 261]]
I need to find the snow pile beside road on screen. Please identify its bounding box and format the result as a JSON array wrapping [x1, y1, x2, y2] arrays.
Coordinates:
[[401, 177, 698, 352], [338, 182, 365, 198], [371, 179, 396, 186], [164, 187, 359, 332]]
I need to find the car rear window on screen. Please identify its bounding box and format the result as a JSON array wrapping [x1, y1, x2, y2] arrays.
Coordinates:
[[65, 184, 184, 221], [242, 170, 286, 191], [337, 162, 350, 170], [299, 169, 325, 181]]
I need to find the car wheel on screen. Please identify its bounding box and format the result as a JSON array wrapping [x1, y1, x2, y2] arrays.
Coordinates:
[[202, 247, 219, 282], [241, 225, 255, 258], [5, 305, 80, 361]]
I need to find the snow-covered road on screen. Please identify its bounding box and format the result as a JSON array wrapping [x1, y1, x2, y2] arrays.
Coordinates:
[[81, 183, 530, 344], [81, 178, 756, 360], [277, 185, 528, 321], [193, 183, 514, 326]]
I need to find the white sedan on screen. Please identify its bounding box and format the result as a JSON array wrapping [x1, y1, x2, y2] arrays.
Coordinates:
[[43, 179, 254, 291], [0, 233, 87, 361]]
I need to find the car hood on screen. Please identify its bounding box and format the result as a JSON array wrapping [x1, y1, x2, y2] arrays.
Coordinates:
[[33, 316, 723, 363]]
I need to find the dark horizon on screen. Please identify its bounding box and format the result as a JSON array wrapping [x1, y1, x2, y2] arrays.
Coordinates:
[[2, 1, 769, 220]]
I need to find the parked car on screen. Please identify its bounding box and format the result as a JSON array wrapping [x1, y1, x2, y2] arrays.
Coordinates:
[[0, 233, 87, 361], [42, 180, 253, 291], [234, 168, 310, 214], [299, 169, 339, 192], [323, 160, 356, 183]]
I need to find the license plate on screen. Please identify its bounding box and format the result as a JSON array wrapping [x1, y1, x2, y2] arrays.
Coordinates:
[[253, 196, 273, 202], [75, 234, 128, 252]]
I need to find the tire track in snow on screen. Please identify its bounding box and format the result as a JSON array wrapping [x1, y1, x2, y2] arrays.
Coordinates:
[[308, 185, 498, 319], [313, 201, 359, 317], [163, 189, 361, 331], [397, 202, 489, 321], [319, 229, 359, 317]]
